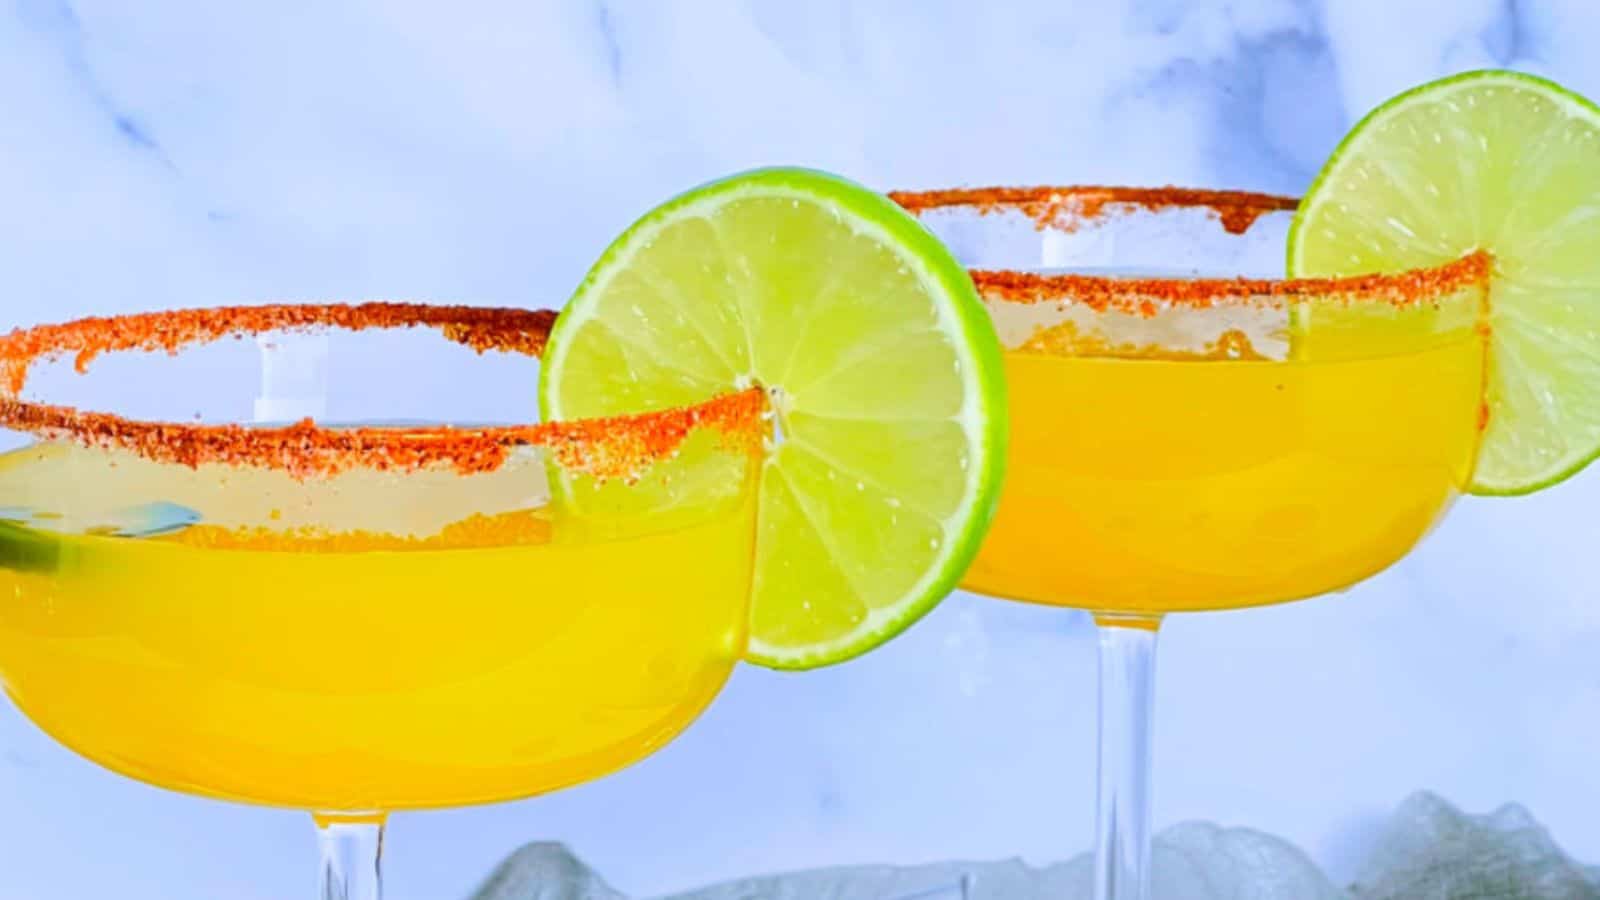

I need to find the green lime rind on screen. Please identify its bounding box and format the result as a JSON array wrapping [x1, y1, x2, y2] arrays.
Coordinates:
[[1288, 69, 1600, 496], [540, 167, 1007, 670]]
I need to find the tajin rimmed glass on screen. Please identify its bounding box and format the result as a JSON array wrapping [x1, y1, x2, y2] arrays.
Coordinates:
[[895, 186, 1492, 900], [0, 303, 765, 899]]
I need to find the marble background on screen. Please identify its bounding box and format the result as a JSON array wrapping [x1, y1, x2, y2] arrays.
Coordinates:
[[4, 1, 1600, 898]]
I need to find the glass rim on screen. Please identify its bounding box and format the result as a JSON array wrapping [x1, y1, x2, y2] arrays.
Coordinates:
[[891, 184, 1493, 311], [889, 184, 1300, 234], [0, 302, 765, 479], [967, 251, 1491, 313]]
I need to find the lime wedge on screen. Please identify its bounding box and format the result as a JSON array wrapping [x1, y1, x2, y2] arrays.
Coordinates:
[[1289, 69, 1600, 495], [540, 168, 1007, 669]]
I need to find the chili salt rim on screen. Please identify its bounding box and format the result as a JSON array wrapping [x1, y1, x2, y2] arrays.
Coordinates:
[[889, 185, 1300, 235], [0, 303, 765, 479], [891, 184, 1492, 315], [969, 250, 1493, 316]]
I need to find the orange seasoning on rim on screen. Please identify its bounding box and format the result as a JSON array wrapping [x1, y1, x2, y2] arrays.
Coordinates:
[[888, 185, 1299, 235], [0, 303, 764, 480]]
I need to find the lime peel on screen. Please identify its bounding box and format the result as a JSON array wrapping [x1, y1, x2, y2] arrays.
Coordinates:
[[540, 167, 1007, 669], [1289, 69, 1600, 495]]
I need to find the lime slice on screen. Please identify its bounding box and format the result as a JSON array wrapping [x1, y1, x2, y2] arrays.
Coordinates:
[[539, 168, 1007, 669], [1289, 69, 1600, 495]]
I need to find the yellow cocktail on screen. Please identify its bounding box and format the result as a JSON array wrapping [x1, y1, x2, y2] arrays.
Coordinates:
[[0, 440, 756, 813], [897, 185, 1492, 900], [968, 336, 1484, 617], [0, 303, 764, 897]]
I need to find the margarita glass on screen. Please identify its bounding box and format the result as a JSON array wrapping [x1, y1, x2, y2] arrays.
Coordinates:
[[896, 187, 1491, 900], [0, 304, 764, 898]]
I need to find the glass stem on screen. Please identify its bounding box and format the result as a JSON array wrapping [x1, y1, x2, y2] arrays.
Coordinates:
[[1093, 616, 1160, 900], [315, 813, 386, 900]]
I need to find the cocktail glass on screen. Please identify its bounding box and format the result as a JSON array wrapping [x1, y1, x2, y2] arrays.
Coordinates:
[[896, 187, 1491, 900], [0, 303, 765, 898]]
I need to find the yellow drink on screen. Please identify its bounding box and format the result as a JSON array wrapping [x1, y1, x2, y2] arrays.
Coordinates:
[[0, 440, 757, 812], [962, 337, 1485, 616]]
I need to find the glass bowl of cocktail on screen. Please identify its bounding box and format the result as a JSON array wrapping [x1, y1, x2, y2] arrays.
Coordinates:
[[898, 190, 1490, 612], [0, 306, 766, 894], [0, 171, 1009, 897], [895, 69, 1600, 900]]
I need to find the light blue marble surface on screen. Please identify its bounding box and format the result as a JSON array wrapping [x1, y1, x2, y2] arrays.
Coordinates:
[[3, 1, 1600, 898]]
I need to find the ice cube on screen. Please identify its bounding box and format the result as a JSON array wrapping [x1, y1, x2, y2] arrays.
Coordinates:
[[1351, 791, 1600, 899], [471, 822, 1336, 899], [99, 502, 203, 538], [0, 501, 200, 538], [470, 843, 626, 900], [470, 793, 1600, 899], [1151, 822, 1342, 899], [657, 859, 1060, 899]]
